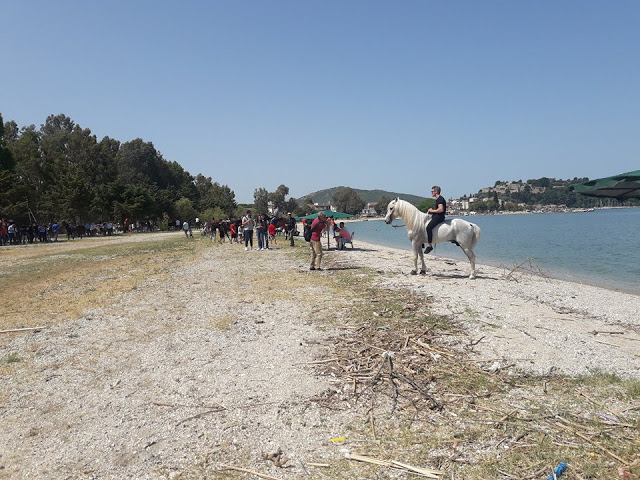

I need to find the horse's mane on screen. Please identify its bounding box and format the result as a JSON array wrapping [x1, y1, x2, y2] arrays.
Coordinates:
[[395, 198, 428, 230]]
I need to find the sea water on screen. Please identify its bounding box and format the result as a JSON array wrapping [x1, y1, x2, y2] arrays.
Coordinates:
[[348, 208, 640, 294]]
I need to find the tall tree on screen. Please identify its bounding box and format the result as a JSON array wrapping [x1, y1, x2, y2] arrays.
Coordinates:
[[90, 137, 121, 220], [174, 197, 197, 222], [207, 183, 237, 216], [195, 174, 237, 216], [116, 139, 162, 186], [332, 187, 365, 215], [253, 187, 269, 213], [267, 184, 290, 212], [375, 195, 392, 215], [6, 125, 45, 222], [0, 115, 15, 171], [0, 115, 16, 214], [283, 197, 299, 216], [417, 198, 435, 212]]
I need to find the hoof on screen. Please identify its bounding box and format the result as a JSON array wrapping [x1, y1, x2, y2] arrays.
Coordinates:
[[420, 270, 426, 275], [410, 270, 417, 275], [469, 274, 476, 280]]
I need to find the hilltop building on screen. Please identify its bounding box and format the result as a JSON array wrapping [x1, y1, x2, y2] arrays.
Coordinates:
[[361, 202, 378, 217], [313, 203, 332, 212], [480, 181, 546, 195]]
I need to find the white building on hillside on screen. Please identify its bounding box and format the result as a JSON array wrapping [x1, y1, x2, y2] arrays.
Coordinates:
[[361, 202, 378, 217]]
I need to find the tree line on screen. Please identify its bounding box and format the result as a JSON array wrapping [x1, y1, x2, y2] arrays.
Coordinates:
[[0, 113, 245, 226], [16, 112, 616, 225], [0, 113, 383, 227]]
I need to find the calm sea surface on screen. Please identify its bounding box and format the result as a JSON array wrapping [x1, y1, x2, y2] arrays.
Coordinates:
[[348, 208, 640, 294]]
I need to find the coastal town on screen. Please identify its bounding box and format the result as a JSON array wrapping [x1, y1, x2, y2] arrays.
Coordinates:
[[349, 179, 608, 218]]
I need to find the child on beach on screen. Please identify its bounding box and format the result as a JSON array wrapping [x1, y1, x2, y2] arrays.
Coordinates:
[[268, 223, 277, 245]]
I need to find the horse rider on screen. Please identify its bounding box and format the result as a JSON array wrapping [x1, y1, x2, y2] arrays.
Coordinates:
[[424, 185, 446, 254]]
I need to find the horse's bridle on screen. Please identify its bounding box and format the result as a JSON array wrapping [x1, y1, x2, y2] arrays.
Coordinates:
[[385, 201, 397, 224]]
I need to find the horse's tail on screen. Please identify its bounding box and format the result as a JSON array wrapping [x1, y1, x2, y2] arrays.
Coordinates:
[[470, 223, 482, 249]]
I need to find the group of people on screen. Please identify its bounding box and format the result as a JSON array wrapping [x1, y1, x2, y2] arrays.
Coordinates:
[[0, 220, 118, 245], [181, 184, 446, 272], [181, 211, 300, 251], [240, 211, 297, 250], [306, 213, 352, 271], [0, 221, 57, 245], [306, 184, 445, 271]]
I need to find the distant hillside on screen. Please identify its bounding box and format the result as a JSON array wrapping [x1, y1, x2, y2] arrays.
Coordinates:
[[299, 187, 424, 206]]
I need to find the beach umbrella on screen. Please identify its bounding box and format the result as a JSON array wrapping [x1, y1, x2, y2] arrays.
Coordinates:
[[297, 210, 355, 249], [297, 210, 355, 220], [570, 170, 640, 200]]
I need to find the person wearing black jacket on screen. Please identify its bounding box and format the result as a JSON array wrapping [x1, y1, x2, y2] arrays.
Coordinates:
[[424, 185, 446, 254], [286, 213, 296, 246]]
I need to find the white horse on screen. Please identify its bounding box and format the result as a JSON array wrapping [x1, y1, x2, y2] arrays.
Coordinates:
[[384, 198, 481, 279]]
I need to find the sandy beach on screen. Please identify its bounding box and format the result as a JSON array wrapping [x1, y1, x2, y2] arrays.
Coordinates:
[[1, 232, 638, 479]]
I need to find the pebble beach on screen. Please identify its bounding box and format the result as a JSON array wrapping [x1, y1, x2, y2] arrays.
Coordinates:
[[1, 232, 638, 478]]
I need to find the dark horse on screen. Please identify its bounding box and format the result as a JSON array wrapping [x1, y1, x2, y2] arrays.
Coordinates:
[[272, 218, 298, 238]]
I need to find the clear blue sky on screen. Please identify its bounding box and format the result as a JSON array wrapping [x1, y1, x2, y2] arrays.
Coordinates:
[[2, 0, 638, 203]]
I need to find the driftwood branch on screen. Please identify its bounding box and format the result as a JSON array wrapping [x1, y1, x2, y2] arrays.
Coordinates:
[[502, 258, 548, 282], [219, 465, 282, 480], [555, 422, 629, 465], [0, 326, 46, 334], [347, 453, 444, 478], [175, 407, 225, 426]]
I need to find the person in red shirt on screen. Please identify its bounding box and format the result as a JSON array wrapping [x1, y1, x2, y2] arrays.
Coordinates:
[[309, 212, 329, 270], [268, 223, 277, 245], [229, 221, 238, 243]]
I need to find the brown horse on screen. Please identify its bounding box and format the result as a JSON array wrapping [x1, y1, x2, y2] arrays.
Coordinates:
[[272, 218, 297, 238]]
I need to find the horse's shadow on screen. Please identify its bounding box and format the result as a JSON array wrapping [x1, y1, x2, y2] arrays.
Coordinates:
[[327, 247, 376, 252], [426, 271, 497, 281]]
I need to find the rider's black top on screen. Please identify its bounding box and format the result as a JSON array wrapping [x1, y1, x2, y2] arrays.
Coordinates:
[[433, 196, 446, 223]]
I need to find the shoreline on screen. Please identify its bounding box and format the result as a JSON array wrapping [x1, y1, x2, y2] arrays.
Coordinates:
[[344, 235, 640, 297], [338, 213, 640, 296]]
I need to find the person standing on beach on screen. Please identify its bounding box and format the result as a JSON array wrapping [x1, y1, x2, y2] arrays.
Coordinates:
[[309, 212, 329, 270], [210, 217, 218, 242], [424, 185, 446, 254], [268, 222, 277, 246], [255, 214, 267, 250], [286, 212, 296, 246], [242, 210, 255, 251], [229, 220, 238, 243], [217, 219, 227, 243]]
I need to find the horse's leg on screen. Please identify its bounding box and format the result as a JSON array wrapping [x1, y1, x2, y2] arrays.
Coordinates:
[[419, 249, 427, 275], [461, 247, 477, 279], [410, 244, 420, 275]]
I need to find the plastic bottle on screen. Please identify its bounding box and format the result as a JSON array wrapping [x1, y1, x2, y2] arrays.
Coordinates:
[[547, 462, 567, 480]]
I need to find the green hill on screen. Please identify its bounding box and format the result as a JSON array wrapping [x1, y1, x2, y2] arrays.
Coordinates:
[[299, 187, 424, 206]]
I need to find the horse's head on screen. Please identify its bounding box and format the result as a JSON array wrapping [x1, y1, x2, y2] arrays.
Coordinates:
[[385, 198, 399, 224]]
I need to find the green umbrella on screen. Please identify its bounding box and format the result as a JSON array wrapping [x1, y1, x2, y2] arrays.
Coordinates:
[[570, 170, 640, 200], [297, 210, 355, 220], [297, 210, 355, 250]]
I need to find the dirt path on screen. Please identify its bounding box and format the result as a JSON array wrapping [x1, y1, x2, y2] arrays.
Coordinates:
[[1, 239, 354, 479]]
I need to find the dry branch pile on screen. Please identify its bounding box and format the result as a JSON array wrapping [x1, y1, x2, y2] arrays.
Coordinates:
[[309, 284, 640, 479]]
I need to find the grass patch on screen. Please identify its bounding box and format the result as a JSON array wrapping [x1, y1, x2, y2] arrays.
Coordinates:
[[5, 352, 21, 363], [0, 233, 209, 332]]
